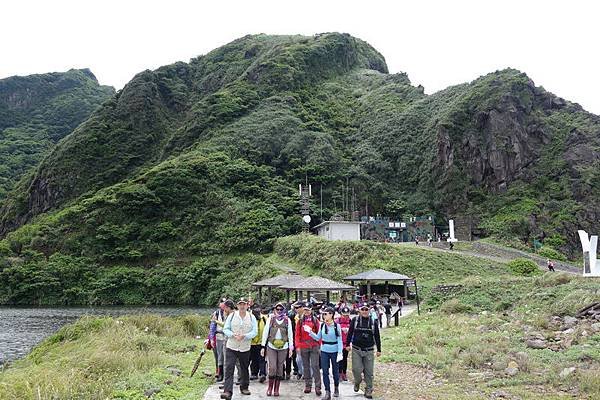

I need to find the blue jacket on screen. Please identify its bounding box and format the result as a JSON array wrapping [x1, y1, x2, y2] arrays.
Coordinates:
[[308, 321, 343, 354]]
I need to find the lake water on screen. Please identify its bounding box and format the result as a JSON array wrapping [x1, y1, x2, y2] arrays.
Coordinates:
[[0, 306, 212, 365]]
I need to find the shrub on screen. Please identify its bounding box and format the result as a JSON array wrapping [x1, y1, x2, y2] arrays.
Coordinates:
[[439, 298, 474, 314], [538, 246, 567, 262], [507, 258, 541, 276]]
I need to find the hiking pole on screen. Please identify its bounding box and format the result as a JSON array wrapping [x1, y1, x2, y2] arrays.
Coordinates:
[[190, 346, 207, 377]]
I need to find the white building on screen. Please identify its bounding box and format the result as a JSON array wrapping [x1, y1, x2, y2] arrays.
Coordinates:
[[314, 221, 362, 241]]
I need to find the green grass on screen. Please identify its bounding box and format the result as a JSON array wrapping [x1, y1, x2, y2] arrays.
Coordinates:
[[0, 315, 212, 400], [272, 235, 600, 398]]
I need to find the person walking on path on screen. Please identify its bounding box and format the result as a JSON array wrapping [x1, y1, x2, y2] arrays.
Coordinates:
[[213, 299, 234, 382], [305, 306, 343, 399], [547, 259, 556, 272], [250, 304, 267, 383], [295, 302, 322, 396], [221, 298, 257, 400], [335, 307, 351, 382], [261, 302, 294, 396], [383, 301, 392, 328], [288, 302, 303, 380], [345, 302, 382, 399]]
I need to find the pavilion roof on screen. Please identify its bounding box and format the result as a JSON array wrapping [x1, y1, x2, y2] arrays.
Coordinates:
[[279, 276, 356, 291], [343, 268, 411, 281], [252, 272, 305, 288]]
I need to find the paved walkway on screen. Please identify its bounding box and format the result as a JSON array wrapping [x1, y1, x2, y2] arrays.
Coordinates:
[[203, 305, 417, 400], [203, 379, 365, 400]]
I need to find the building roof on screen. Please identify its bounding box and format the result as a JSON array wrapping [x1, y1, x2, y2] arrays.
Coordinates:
[[279, 276, 356, 291], [313, 220, 364, 230], [252, 272, 305, 288], [343, 268, 412, 281]]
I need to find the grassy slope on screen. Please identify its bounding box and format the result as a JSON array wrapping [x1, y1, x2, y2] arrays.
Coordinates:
[[273, 235, 600, 399], [0, 315, 211, 400]]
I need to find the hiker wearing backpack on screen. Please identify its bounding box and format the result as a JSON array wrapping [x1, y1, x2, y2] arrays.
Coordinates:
[[261, 302, 293, 396], [250, 304, 267, 383], [295, 301, 322, 396], [335, 307, 351, 381], [305, 306, 343, 399], [345, 302, 382, 399]]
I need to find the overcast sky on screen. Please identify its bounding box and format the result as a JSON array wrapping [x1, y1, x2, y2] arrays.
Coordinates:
[[2, 0, 599, 114]]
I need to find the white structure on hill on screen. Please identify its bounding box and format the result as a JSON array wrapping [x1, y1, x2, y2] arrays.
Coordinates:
[[578, 230, 600, 277], [314, 221, 362, 241]]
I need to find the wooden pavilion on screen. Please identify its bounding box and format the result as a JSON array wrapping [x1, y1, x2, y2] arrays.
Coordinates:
[[343, 268, 420, 313], [252, 271, 306, 305], [279, 276, 356, 305]]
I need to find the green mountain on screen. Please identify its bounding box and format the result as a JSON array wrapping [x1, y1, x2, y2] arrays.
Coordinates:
[[0, 69, 115, 201], [0, 33, 599, 305]]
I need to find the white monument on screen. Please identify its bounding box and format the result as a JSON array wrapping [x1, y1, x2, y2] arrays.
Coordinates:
[[578, 230, 600, 277], [447, 219, 458, 243]]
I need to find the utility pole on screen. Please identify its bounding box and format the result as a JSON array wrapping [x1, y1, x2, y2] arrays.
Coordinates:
[[299, 183, 312, 232]]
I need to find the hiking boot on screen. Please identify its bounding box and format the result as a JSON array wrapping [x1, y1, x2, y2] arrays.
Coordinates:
[[321, 390, 331, 400], [240, 387, 251, 395], [353, 383, 360, 392], [333, 385, 339, 397], [259, 375, 266, 383], [285, 372, 291, 380], [220, 391, 232, 400], [315, 387, 322, 396], [296, 373, 303, 380], [216, 366, 224, 382], [219, 384, 224, 390], [304, 385, 311, 394], [365, 388, 373, 399], [267, 378, 275, 396]]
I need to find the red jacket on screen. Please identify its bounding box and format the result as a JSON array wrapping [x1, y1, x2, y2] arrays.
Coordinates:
[[295, 315, 321, 349], [335, 315, 351, 345]]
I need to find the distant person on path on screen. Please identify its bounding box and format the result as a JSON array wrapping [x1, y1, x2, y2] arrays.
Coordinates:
[[383, 302, 392, 328], [221, 298, 257, 400], [415, 236, 419, 246], [547, 259, 556, 272], [305, 306, 343, 399], [376, 301, 385, 328], [249, 304, 267, 383], [346, 303, 382, 399], [261, 302, 293, 397], [449, 241, 454, 250], [335, 307, 352, 382], [295, 302, 322, 396]]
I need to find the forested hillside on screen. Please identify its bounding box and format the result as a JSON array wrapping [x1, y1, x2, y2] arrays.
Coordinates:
[[1, 33, 599, 305], [0, 68, 114, 200]]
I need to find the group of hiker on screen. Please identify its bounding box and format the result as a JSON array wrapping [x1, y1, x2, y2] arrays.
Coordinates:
[[207, 296, 383, 400]]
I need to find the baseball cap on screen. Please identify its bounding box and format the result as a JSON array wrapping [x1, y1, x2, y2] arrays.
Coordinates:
[[341, 307, 350, 314], [224, 300, 235, 309], [237, 297, 249, 304]]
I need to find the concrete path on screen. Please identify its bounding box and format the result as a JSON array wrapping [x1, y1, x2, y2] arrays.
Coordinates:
[[203, 305, 417, 400], [203, 378, 365, 400]]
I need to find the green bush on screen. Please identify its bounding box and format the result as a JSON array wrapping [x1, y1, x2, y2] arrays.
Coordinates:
[[507, 258, 541, 276], [439, 298, 474, 314], [538, 246, 567, 262]]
